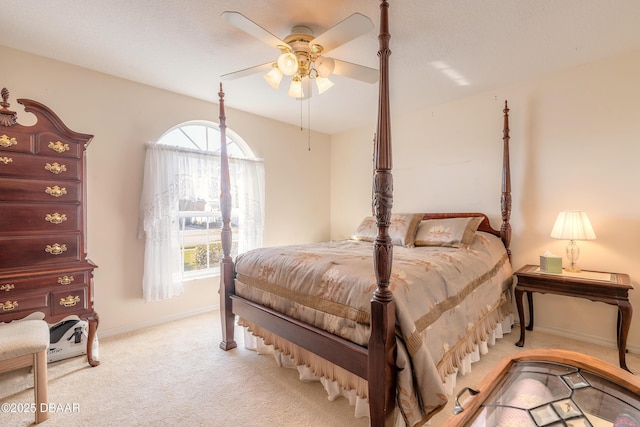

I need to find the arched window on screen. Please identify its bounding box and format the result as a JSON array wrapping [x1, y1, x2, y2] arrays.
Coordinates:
[[139, 121, 264, 302], [158, 121, 255, 158]]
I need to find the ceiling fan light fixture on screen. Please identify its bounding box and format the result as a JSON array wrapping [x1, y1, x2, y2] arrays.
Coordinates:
[[221, 11, 378, 99], [277, 52, 299, 76], [315, 56, 335, 78], [288, 76, 304, 98], [315, 76, 334, 94], [264, 66, 283, 89]]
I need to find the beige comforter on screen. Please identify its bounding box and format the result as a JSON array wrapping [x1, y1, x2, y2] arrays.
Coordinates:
[[235, 232, 513, 426]]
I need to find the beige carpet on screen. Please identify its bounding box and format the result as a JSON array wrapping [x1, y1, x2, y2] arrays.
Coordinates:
[[1, 311, 637, 427]]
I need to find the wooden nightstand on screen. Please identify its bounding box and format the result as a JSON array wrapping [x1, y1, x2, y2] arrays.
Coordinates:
[[514, 264, 633, 371]]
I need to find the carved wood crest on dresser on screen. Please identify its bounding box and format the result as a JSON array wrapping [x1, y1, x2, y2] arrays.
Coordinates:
[[0, 88, 99, 366]]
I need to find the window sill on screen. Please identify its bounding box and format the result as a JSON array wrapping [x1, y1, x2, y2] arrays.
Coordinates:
[[183, 270, 221, 282]]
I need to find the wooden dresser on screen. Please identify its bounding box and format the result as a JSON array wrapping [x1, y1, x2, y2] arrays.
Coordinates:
[[0, 88, 99, 366]]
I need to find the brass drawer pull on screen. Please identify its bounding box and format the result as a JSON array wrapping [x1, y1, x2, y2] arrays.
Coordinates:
[[45, 243, 67, 255], [1, 284, 15, 292], [58, 276, 74, 285], [45, 213, 67, 224], [0, 156, 12, 164], [0, 134, 17, 148], [45, 186, 67, 197], [45, 162, 67, 174], [1, 300, 18, 311], [48, 141, 69, 153], [60, 295, 80, 307]]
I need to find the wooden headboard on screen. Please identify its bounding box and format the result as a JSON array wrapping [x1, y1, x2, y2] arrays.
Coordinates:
[[421, 213, 501, 238]]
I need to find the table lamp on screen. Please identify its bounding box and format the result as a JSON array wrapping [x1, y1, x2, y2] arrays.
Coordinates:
[[550, 210, 596, 272]]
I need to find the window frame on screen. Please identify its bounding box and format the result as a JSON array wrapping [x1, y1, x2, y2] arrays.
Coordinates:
[[157, 120, 254, 280]]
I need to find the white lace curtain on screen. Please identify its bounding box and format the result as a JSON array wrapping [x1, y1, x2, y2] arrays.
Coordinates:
[[138, 143, 264, 302]]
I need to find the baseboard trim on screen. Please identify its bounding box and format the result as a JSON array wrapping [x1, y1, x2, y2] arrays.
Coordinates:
[[100, 310, 637, 354], [98, 305, 219, 339], [533, 324, 638, 354]]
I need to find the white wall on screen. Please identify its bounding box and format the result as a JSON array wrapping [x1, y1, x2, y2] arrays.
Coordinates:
[[1, 45, 331, 337], [5, 42, 640, 354], [331, 48, 640, 352]]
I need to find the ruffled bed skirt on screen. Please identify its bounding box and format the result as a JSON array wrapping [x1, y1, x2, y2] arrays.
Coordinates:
[[241, 313, 515, 425]]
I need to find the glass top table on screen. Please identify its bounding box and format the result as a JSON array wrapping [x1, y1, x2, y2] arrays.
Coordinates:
[[443, 349, 640, 427]]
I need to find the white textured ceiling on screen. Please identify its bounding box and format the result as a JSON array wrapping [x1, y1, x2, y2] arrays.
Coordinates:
[[2, 0, 640, 134]]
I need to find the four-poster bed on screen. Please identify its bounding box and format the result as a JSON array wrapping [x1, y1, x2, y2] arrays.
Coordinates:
[[218, 1, 513, 426]]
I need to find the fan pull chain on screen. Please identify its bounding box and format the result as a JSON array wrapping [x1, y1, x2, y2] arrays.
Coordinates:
[[298, 78, 311, 151], [307, 87, 311, 151], [300, 95, 303, 131]]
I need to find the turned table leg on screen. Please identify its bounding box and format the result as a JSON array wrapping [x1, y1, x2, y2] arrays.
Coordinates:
[[515, 287, 526, 347], [526, 292, 534, 330], [617, 301, 633, 372]]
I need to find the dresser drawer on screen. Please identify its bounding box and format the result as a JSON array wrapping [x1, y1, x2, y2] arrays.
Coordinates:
[[52, 286, 87, 315], [0, 178, 81, 202], [35, 133, 83, 159], [0, 203, 81, 234], [0, 131, 34, 154], [0, 234, 82, 269], [0, 292, 49, 316], [0, 151, 80, 181], [0, 270, 88, 294]]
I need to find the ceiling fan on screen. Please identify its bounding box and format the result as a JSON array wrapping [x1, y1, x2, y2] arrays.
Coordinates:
[[220, 11, 378, 99]]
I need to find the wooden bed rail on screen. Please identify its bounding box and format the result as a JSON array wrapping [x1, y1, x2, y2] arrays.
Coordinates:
[[230, 295, 369, 378]]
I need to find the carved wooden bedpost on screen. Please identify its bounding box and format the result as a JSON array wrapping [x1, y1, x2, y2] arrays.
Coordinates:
[[500, 100, 512, 261], [218, 83, 237, 351], [369, 1, 397, 425]]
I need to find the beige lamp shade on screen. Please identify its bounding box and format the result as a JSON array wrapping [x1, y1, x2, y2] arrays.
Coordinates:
[[550, 210, 596, 240]]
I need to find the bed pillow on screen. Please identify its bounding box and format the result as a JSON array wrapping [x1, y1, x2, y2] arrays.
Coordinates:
[[352, 213, 422, 247], [414, 216, 484, 247]]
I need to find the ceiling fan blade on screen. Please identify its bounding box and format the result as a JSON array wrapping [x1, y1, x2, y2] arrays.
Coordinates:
[[221, 62, 273, 80], [221, 11, 287, 49], [311, 13, 374, 53], [332, 59, 378, 84]]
